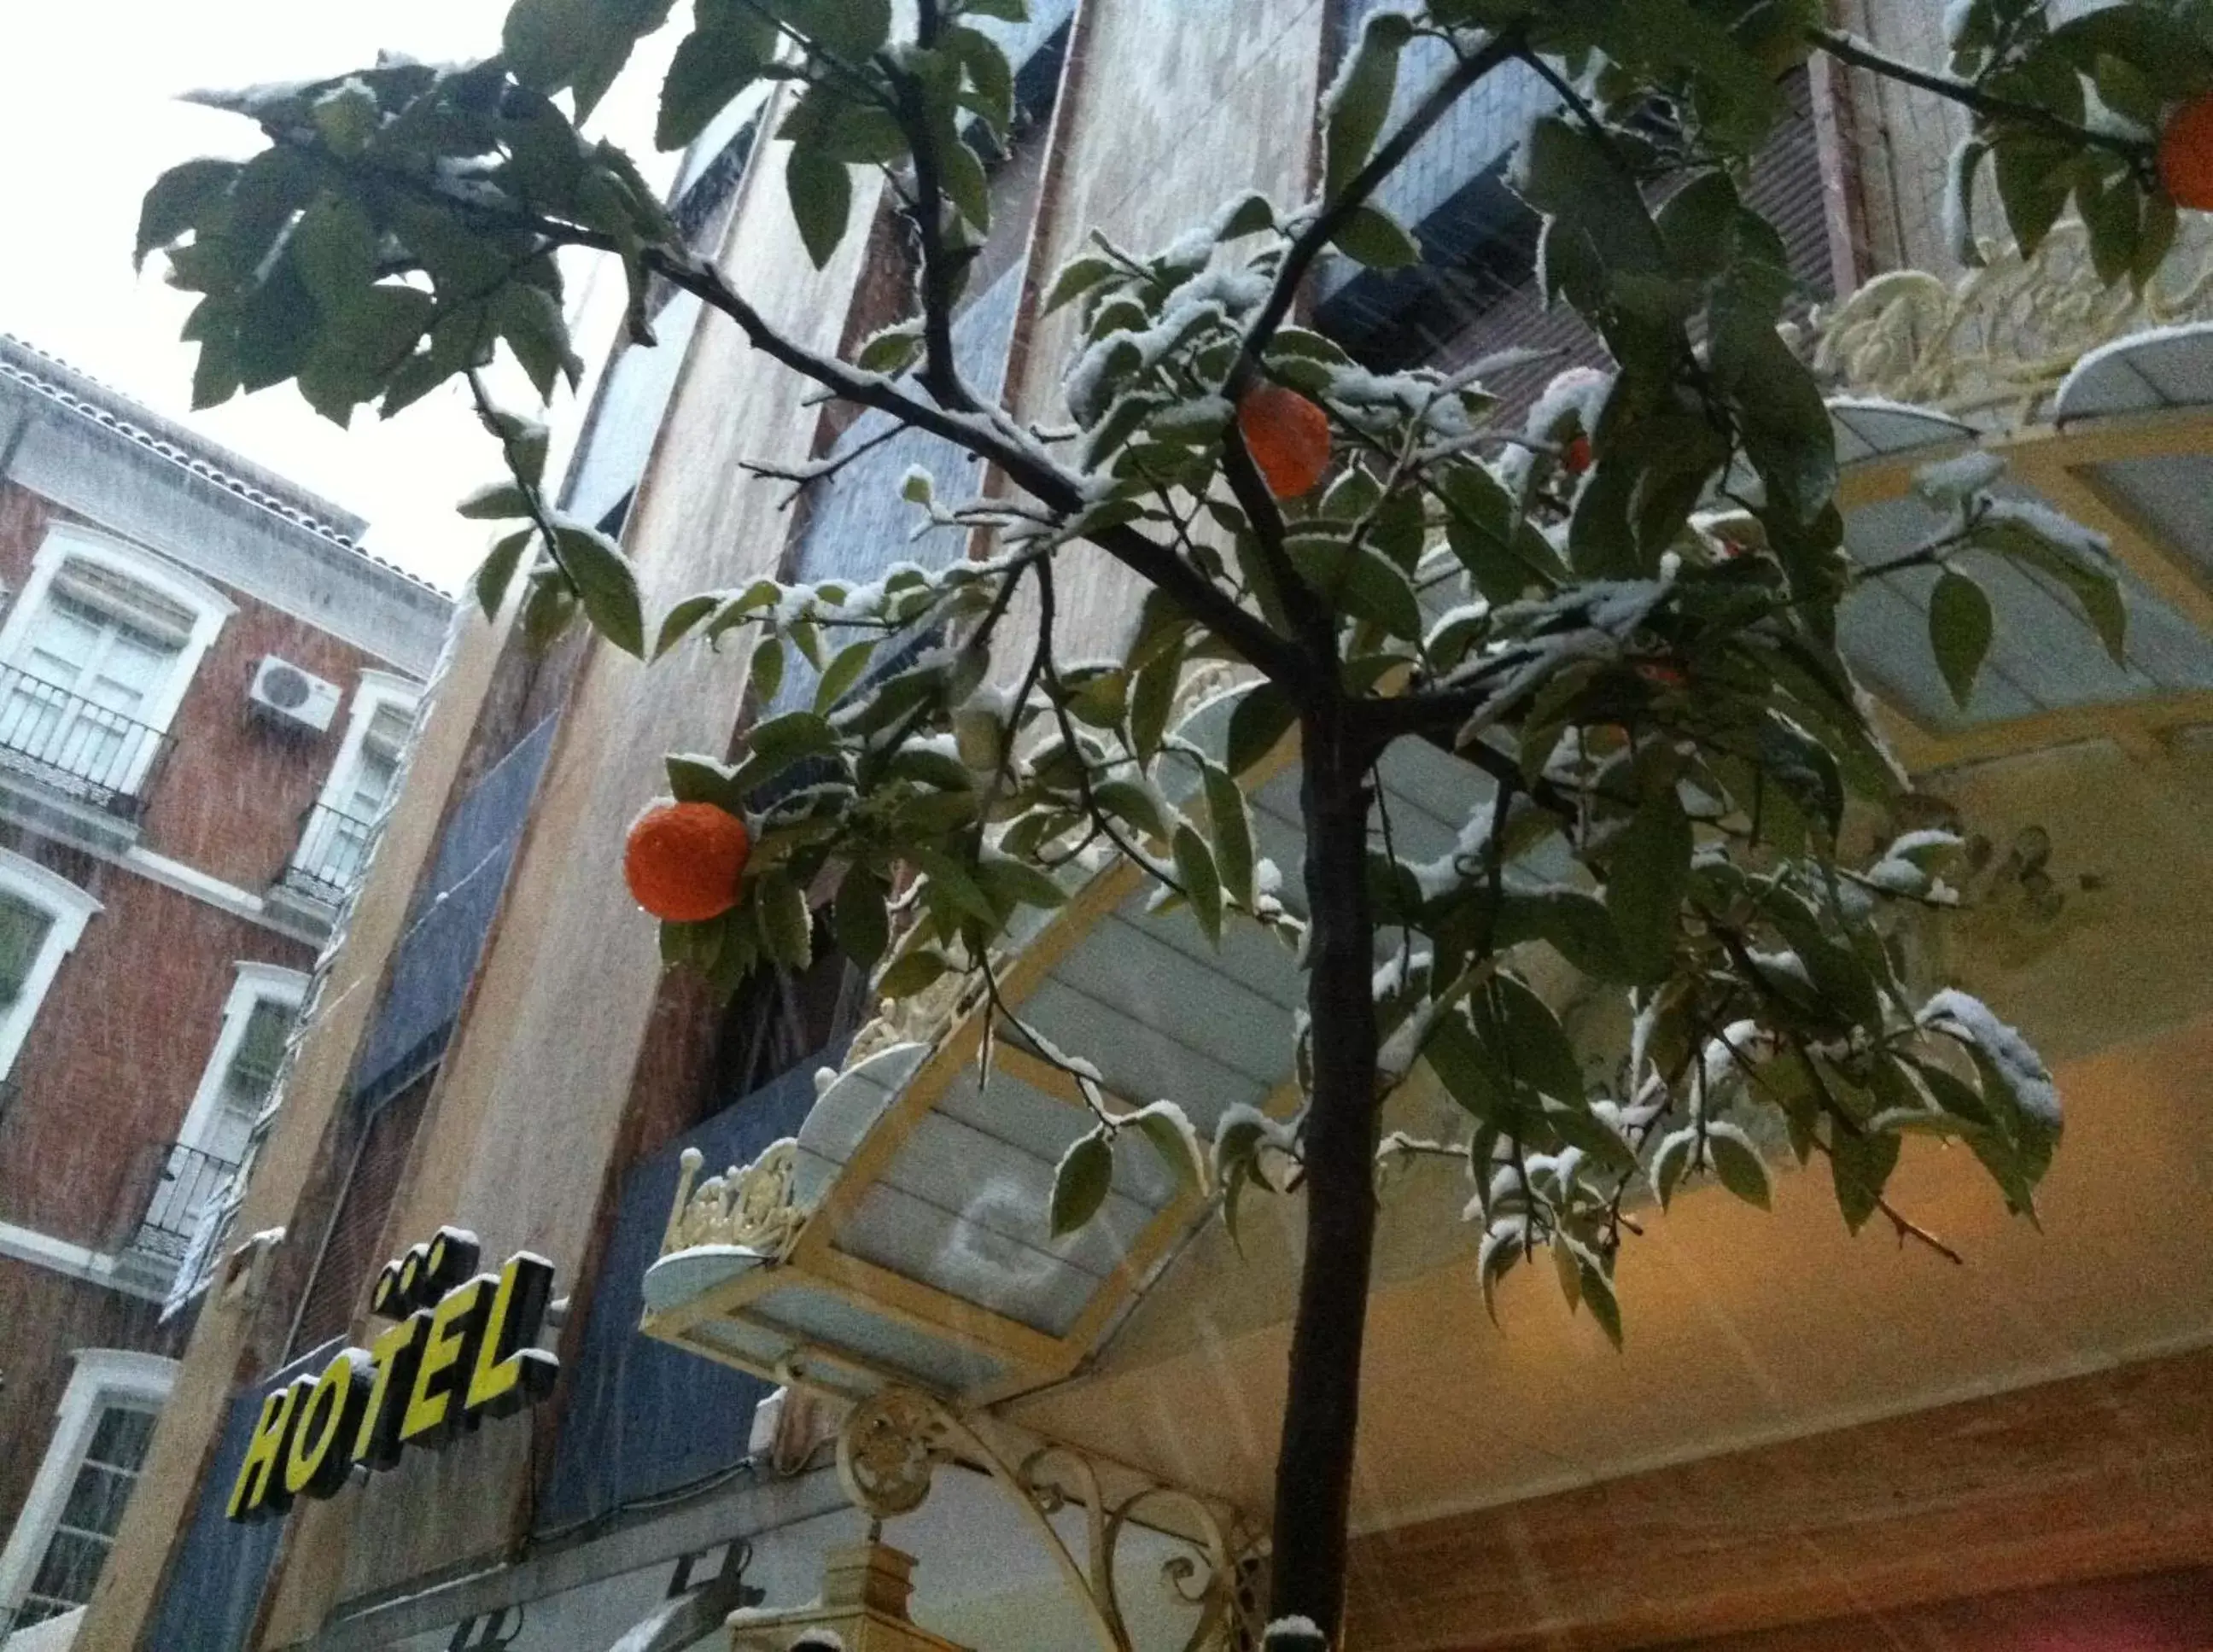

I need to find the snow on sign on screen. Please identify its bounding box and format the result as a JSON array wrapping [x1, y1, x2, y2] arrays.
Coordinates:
[[225, 1227, 559, 1523]]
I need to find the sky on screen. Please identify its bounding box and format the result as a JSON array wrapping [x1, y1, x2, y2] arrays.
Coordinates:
[[3, 3, 672, 590]]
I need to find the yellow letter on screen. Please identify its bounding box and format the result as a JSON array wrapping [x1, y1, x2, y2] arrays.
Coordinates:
[[227, 1381, 306, 1522], [283, 1350, 373, 1500], [465, 1253, 558, 1421], [353, 1311, 427, 1472], [400, 1275, 490, 1449]]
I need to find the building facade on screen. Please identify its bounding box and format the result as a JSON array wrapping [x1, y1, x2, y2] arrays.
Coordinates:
[[71, 3, 2213, 1650], [0, 337, 452, 1643]]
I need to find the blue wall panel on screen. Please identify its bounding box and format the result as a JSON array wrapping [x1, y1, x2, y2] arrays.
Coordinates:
[[534, 1056, 832, 1535], [143, 1344, 343, 1652]]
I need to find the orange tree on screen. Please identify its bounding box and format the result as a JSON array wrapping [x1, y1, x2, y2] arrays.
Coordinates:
[[138, 0, 2210, 1639]]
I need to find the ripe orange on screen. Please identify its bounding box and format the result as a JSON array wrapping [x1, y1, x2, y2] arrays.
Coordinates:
[[624, 800, 751, 923], [2159, 92, 2213, 210], [1564, 435, 1593, 474], [1636, 662, 1688, 689], [1237, 383, 1332, 499]]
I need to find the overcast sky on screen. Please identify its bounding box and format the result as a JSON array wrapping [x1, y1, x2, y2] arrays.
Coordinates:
[[4, 3, 670, 589]]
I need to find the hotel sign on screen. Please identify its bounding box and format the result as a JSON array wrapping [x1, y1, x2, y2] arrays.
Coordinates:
[[227, 1228, 559, 1522]]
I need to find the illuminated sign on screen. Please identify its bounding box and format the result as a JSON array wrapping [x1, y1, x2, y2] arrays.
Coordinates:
[[227, 1228, 558, 1523]]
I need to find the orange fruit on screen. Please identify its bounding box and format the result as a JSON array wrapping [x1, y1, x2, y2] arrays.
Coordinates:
[[1636, 662, 1688, 689], [624, 800, 751, 923], [1237, 383, 1332, 499], [2159, 92, 2213, 210], [1564, 435, 1593, 474]]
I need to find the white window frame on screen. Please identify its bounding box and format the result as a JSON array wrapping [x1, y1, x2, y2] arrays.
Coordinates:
[[0, 525, 235, 795], [312, 671, 419, 827], [0, 1350, 177, 1633], [0, 850, 99, 1081], [174, 962, 307, 1163]]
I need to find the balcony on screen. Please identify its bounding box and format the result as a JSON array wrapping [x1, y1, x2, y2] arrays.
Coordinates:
[[276, 801, 378, 908], [117, 1141, 238, 1290], [0, 663, 172, 849]]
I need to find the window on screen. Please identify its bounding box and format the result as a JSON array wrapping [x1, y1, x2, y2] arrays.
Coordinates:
[[0, 851, 98, 1082], [141, 965, 307, 1261], [291, 673, 418, 897], [0, 526, 233, 807], [0, 1350, 175, 1635]]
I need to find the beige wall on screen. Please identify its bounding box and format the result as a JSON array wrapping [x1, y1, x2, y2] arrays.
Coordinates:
[[252, 110, 890, 1645]]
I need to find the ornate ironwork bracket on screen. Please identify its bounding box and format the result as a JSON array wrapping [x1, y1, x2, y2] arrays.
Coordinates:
[[836, 1387, 1268, 1652], [663, 1141, 809, 1261], [1811, 215, 2213, 421]]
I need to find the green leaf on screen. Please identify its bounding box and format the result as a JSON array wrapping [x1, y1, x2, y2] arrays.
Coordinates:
[[137, 158, 240, 271], [1042, 254, 1121, 314], [657, 593, 721, 657], [290, 194, 377, 312], [476, 528, 534, 619], [1993, 134, 2077, 258], [815, 638, 879, 713], [659, 12, 779, 149], [1171, 823, 1223, 943], [1606, 785, 1691, 984], [976, 855, 1069, 911], [1128, 644, 1180, 763], [666, 753, 745, 809], [458, 482, 534, 521], [552, 522, 645, 656], [1200, 761, 1256, 909], [1225, 684, 1296, 778], [1129, 1106, 1205, 1198], [1478, 975, 1584, 1107], [735, 709, 838, 785], [781, 0, 892, 56], [1331, 203, 1421, 270], [1708, 1130, 1772, 1210], [754, 870, 815, 969], [1830, 1125, 1901, 1234], [1050, 1131, 1114, 1236], [878, 945, 952, 998], [834, 866, 890, 968], [1325, 11, 1412, 200], [750, 634, 787, 705], [1094, 778, 1168, 842], [1929, 569, 1994, 705], [787, 143, 854, 269], [911, 846, 1001, 926]]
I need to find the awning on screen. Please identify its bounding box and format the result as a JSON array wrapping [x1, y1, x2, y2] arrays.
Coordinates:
[[641, 371, 2213, 1408]]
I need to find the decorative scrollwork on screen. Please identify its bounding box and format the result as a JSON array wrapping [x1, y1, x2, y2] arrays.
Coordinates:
[[660, 1140, 808, 1260], [838, 1386, 956, 1519], [1811, 215, 2213, 420], [832, 1386, 1267, 1652]]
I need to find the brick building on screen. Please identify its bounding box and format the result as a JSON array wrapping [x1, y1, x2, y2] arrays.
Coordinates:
[[0, 336, 451, 1640]]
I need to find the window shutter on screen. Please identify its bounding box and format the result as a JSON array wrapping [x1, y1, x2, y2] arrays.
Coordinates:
[[0, 893, 55, 1007]]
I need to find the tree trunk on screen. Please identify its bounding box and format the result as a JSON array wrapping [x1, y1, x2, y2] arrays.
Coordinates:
[[1266, 705, 1384, 1643]]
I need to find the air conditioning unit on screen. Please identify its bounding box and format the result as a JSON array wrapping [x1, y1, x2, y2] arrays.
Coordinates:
[[248, 657, 342, 733]]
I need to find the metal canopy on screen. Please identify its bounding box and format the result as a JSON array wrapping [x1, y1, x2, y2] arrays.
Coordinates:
[[640, 382, 2213, 1410]]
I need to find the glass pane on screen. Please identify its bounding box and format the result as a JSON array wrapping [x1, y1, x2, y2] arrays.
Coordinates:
[[25, 1527, 110, 1613], [223, 1000, 291, 1106], [85, 1405, 157, 1471], [346, 743, 401, 819], [58, 1462, 136, 1535], [84, 620, 175, 715], [0, 891, 53, 1007], [22, 598, 102, 687]]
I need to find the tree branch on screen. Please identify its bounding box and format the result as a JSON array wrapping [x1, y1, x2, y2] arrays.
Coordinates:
[[1235, 23, 1526, 383], [1810, 26, 2153, 162]]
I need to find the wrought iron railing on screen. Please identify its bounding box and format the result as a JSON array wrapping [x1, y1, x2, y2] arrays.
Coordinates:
[[0, 663, 173, 820], [278, 801, 379, 906], [126, 1141, 241, 1270]]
